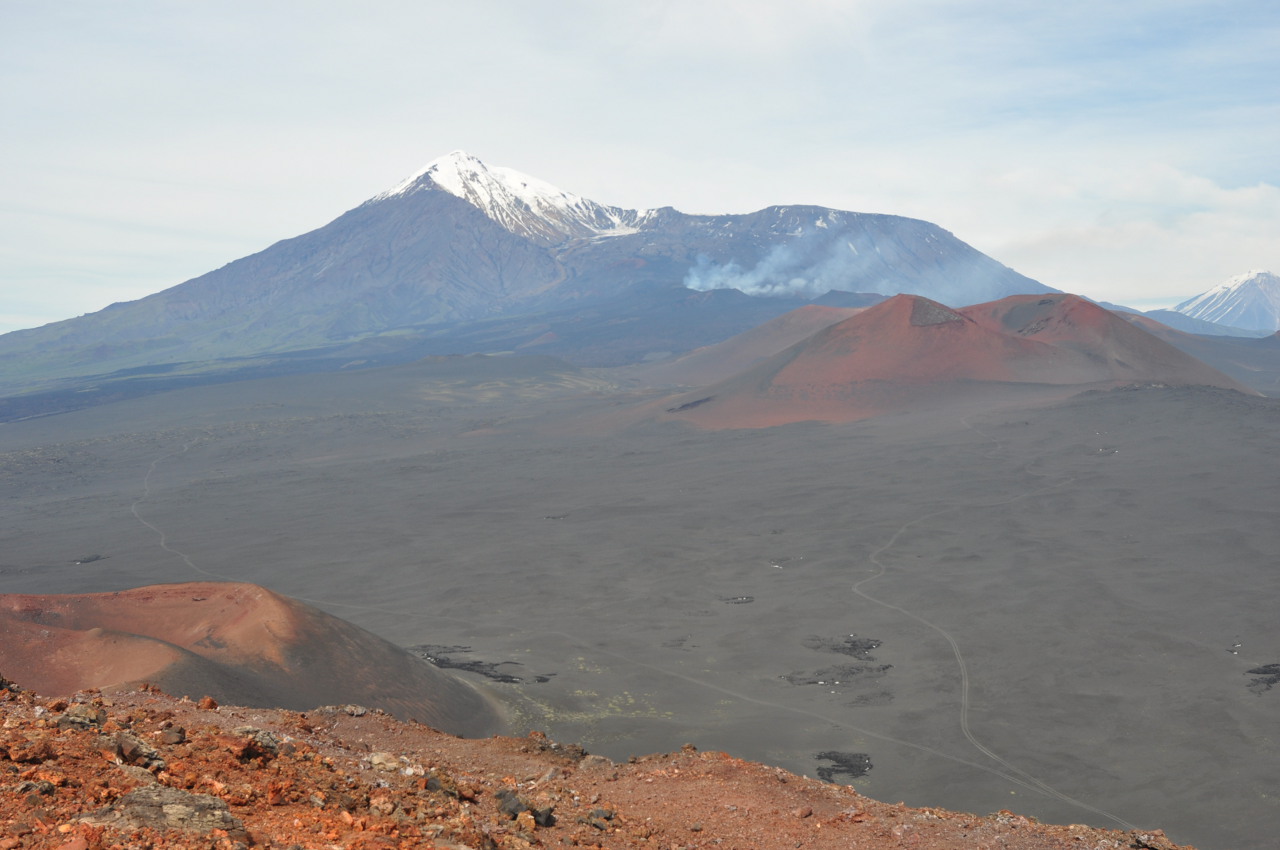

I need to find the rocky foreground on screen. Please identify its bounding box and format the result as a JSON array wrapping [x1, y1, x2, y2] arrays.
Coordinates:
[[0, 677, 1189, 850]]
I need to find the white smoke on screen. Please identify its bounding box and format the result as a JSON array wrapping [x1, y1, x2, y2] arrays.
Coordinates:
[[683, 232, 888, 298]]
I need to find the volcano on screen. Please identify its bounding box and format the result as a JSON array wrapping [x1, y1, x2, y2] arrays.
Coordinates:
[[634, 303, 869, 386], [1173, 270, 1280, 333], [0, 582, 499, 736], [664, 293, 1257, 428], [0, 151, 1051, 400]]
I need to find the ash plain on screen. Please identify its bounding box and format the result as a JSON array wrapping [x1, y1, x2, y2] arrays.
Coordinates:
[[2, 361, 1278, 850]]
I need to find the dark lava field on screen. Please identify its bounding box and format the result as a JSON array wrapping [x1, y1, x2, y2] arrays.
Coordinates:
[[3, 358, 1278, 850]]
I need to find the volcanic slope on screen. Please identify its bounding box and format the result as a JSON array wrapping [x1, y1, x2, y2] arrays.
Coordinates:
[[664, 293, 1256, 428], [632, 304, 866, 387], [1117, 312, 1280, 397], [0, 582, 500, 736], [0, 151, 1051, 394]]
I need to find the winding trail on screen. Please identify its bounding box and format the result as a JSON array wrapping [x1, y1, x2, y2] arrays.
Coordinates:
[[130, 438, 384, 614], [127, 438, 541, 628], [129, 419, 1136, 830], [533, 413, 1136, 828], [846, 417, 1136, 828], [539, 629, 1082, 797], [129, 441, 225, 581], [849, 471, 1131, 824]]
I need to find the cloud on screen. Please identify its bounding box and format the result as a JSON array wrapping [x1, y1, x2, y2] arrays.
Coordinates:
[[976, 163, 1280, 304]]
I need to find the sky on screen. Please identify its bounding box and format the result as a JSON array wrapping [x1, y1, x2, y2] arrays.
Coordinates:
[[2, 0, 1278, 334]]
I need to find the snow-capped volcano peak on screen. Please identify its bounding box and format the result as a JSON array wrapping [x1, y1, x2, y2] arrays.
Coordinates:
[[1220, 269, 1275, 290], [1174, 269, 1280, 333], [1172, 268, 1280, 332], [373, 150, 654, 244]]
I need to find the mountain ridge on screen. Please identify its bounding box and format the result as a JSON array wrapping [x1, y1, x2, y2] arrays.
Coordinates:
[[0, 151, 1054, 396]]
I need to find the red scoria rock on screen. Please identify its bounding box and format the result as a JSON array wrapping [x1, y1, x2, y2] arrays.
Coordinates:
[[0, 679, 1196, 850]]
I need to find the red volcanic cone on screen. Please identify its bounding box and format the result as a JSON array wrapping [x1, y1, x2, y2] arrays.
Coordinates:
[[0, 582, 500, 736], [664, 293, 1255, 428]]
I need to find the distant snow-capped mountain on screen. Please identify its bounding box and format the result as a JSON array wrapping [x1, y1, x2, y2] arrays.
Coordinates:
[[373, 151, 657, 244], [1174, 270, 1280, 333], [0, 150, 1054, 395]]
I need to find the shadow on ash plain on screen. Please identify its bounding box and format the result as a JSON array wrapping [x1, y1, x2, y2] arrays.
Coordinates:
[[2, 375, 1279, 850]]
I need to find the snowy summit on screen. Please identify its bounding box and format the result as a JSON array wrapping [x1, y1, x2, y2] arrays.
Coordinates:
[[373, 150, 654, 244], [1174, 270, 1280, 333]]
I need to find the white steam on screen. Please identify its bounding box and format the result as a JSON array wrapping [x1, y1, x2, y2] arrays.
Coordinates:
[[683, 232, 887, 298]]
